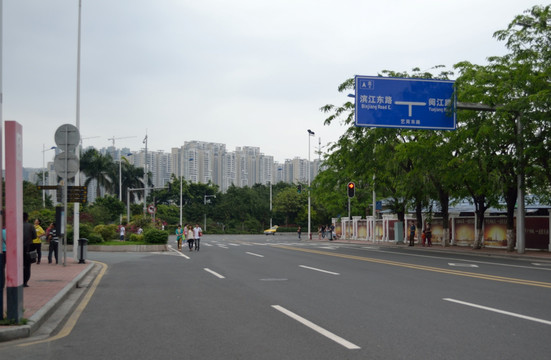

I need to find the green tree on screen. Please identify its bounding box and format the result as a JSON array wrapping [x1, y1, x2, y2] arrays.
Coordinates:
[[80, 149, 115, 199]]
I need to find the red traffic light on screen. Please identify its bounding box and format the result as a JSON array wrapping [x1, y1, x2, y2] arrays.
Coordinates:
[[347, 182, 355, 197]]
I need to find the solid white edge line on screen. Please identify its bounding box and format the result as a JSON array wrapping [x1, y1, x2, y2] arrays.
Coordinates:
[[272, 305, 360, 350], [168, 245, 190, 259], [246, 252, 265, 258], [204, 268, 225, 279], [443, 298, 551, 326], [299, 265, 340, 275]]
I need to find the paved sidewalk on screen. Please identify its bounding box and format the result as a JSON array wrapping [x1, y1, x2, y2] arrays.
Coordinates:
[[1, 260, 94, 342], [332, 238, 551, 261]]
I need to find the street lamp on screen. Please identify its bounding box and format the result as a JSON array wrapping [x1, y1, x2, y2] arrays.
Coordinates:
[[307, 129, 315, 240], [119, 153, 133, 223], [42, 145, 56, 207], [204, 194, 216, 230]]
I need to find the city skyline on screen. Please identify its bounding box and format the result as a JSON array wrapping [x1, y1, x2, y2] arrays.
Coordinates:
[[25, 139, 322, 202]]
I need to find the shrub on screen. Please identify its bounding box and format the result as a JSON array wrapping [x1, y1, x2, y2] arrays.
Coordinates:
[[94, 224, 117, 241], [128, 233, 144, 242], [144, 228, 169, 244], [86, 233, 104, 244]]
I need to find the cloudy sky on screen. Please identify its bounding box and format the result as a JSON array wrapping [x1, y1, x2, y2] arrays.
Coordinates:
[[2, 0, 538, 168]]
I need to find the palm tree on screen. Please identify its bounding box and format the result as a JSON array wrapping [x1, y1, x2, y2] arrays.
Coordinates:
[[120, 159, 145, 205], [80, 149, 115, 199]]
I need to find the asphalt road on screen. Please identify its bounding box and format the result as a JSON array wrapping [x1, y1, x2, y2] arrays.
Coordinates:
[[4, 234, 551, 359]]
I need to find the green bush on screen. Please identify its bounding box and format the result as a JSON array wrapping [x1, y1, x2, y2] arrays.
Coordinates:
[[94, 224, 117, 241], [144, 229, 169, 244], [86, 233, 104, 244], [128, 233, 144, 242]]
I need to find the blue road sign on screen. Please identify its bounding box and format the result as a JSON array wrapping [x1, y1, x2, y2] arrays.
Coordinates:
[[355, 76, 456, 130]]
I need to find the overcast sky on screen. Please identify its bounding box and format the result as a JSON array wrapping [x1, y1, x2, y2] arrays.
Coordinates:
[[2, 0, 539, 168]]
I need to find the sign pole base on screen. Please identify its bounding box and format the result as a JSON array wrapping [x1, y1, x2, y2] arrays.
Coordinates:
[[6, 286, 24, 323]]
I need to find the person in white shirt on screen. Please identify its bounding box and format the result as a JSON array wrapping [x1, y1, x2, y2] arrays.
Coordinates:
[[120, 224, 126, 241], [193, 224, 202, 251]]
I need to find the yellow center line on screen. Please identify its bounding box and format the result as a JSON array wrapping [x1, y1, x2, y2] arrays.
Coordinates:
[[19, 261, 108, 347], [274, 245, 551, 289]]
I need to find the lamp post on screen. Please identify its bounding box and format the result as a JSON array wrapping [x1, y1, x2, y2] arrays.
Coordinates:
[[119, 153, 133, 224], [204, 194, 216, 231], [307, 129, 315, 240], [42, 145, 56, 207]]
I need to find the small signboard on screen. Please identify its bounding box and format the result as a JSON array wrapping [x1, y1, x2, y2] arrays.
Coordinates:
[[355, 76, 456, 130]]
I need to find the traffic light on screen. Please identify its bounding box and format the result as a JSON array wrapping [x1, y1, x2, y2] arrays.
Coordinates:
[[347, 182, 355, 198], [297, 184, 302, 194]]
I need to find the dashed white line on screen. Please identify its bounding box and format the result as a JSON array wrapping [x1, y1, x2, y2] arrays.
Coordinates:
[[272, 305, 360, 350], [443, 298, 551, 326], [448, 263, 479, 268], [246, 252, 265, 258], [299, 265, 340, 275], [204, 268, 225, 279]]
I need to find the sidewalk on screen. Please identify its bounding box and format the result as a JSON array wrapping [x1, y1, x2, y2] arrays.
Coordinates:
[[1, 260, 94, 342], [332, 238, 551, 261]]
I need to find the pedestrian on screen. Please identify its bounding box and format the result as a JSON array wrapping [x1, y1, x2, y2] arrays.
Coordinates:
[[409, 222, 416, 247], [297, 226, 302, 239], [186, 224, 194, 251], [175, 224, 183, 250], [318, 226, 322, 240], [425, 225, 432, 247], [32, 218, 46, 264], [193, 224, 202, 251], [421, 230, 426, 246], [329, 224, 335, 241], [1, 211, 6, 320], [46, 222, 59, 264], [120, 223, 126, 241], [321, 225, 326, 238], [23, 212, 37, 287]]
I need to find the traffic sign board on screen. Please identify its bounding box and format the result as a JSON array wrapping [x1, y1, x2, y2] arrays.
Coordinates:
[[355, 76, 456, 130], [57, 186, 88, 203], [147, 205, 157, 214], [55, 124, 80, 152], [54, 152, 79, 179]]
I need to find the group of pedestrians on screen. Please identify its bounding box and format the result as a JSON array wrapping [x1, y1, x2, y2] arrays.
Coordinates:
[[318, 224, 335, 240], [176, 223, 203, 252], [31, 218, 59, 265], [408, 222, 432, 247]]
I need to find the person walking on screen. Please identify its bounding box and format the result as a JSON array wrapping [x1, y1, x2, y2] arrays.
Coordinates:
[[32, 219, 46, 264], [425, 225, 432, 247], [23, 212, 37, 287], [193, 224, 202, 251], [120, 224, 126, 241], [175, 224, 184, 250], [409, 222, 416, 247], [46, 222, 59, 264], [185, 224, 194, 251], [1, 211, 6, 319], [297, 226, 302, 240]]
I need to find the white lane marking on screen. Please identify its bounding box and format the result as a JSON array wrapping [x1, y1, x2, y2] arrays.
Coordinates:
[[204, 268, 225, 279], [246, 252, 264, 258], [168, 246, 190, 259], [532, 263, 551, 267], [272, 305, 360, 350], [203, 243, 213, 247], [218, 245, 229, 249], [228, 243, 240, 246], [443, 298, 551, 326], [299, 265, 340, 276], [448, 263, 479, 268]]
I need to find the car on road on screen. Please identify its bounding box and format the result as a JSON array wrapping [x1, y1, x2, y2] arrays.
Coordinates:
[[263, 225, 279, 235]]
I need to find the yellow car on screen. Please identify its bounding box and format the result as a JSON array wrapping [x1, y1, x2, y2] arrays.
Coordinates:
[[264, 225, 279, 235]]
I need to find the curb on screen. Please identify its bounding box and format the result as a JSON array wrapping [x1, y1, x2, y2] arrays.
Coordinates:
[[0, 262, 95, 343]]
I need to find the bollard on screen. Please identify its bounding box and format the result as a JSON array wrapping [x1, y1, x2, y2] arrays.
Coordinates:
[[78, 238, 88, 264]]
